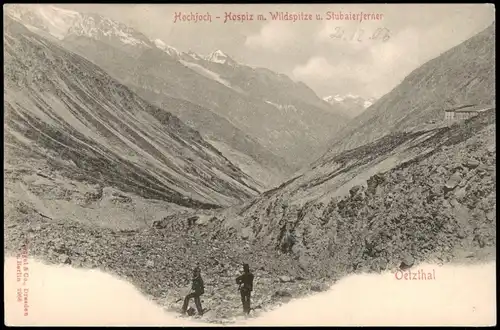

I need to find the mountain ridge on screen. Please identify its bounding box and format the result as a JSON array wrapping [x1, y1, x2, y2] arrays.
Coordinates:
[[4, 16, 261, 208]]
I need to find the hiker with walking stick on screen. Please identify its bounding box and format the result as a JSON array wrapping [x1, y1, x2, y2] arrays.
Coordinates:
[[181, 266, 205, 316], [235, 263, 254, 315]]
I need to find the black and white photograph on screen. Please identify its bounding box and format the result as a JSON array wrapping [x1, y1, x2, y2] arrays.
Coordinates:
[[3, 3, 496, 326]]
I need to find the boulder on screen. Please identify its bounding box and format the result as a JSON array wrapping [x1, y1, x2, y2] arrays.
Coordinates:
[[373, 184, 385, 197], [58, 254, 71, 265], [240, 227, 252, 240], [456, 228, 467, 239], [464, 159, 480, 169], [28, 224, 42, 232], [16, 202, 31, 214], [298, 255, 310, 271], [454, 187, 467, 199], [476, 164, 491, 173], [436, 166, 447, 175], [278, 275, 293, 283], [187, 216, 199, 227], [53, 242, 67, 254], [367, 174, 385, 194], [399, 254, 414, 270], [152, 219, 167, 229], [196, 215, 210, 226], [444, 172, 462, 192], [349, 185, 362, 197], [72, 259, 83, 268]]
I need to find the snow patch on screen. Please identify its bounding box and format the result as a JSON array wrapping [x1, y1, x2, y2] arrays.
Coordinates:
[[180, 60, 245, 94], [323, 94, 376, 110], [154, 39, 181, 57], [33, 5, 80, 39]]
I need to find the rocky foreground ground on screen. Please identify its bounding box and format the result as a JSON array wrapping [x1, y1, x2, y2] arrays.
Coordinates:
[[4, 205, 335, 324]]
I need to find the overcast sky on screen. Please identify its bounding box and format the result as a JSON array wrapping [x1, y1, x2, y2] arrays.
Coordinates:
[[59, 4, 495, 99]]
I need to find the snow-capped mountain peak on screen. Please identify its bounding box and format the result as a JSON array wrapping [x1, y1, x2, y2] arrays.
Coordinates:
[[326, 93, 365, 102], [205, 49, 237, 65], [184, 50, 203, 61], [67, 14, 153, 48], [324, 94, 376, 109], [323, 94, 377, 118], [5, 4, 80, 39], [153, 38, 181, 58], [324, 95, 345, 103], [5, 4, 154, 48], [363, 99, 375, 108], [153, 38, 166, 48]]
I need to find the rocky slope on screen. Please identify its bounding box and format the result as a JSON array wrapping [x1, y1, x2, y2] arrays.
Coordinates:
[[128, 86, 291, 189], [4, 16, 260, 208], [219, 109, 496, 277], [324, 21, 495, 157], [58, 37, 292, 188], [5, 4, 349, 172]]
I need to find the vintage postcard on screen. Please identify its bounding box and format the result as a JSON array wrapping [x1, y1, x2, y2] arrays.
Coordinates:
[[3, 3, 496, 326]]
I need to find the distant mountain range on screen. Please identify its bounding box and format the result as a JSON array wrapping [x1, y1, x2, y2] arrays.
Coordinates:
[[323, 94, 377, 119], [5, 4, 350, 183]]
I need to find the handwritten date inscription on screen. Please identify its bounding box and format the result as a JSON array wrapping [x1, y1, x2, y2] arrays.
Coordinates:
[[330, 27, 391, 42]]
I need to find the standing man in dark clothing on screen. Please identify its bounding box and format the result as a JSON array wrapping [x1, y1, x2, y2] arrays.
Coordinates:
[[181, 267, 205, 316], [235, 263, 254, 314]]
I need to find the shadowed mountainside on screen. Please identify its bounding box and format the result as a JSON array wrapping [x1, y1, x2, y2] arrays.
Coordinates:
[[4, 16, 261, 208], [62, 35, 348, 170]]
